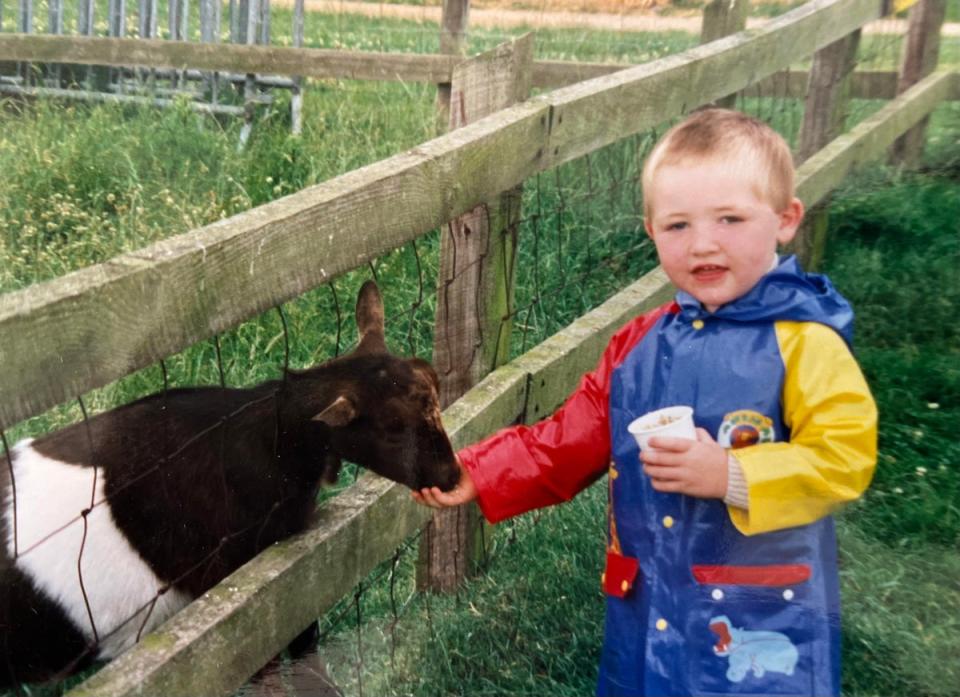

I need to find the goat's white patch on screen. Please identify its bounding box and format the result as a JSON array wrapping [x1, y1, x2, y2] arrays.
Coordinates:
[[4, 440, 191, 659]]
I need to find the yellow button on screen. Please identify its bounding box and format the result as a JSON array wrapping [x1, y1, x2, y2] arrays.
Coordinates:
[[692, 319, 705, 330], [662, 516, 674, 528], [621, 580, 630, 593], [656, 618, 668, 631]]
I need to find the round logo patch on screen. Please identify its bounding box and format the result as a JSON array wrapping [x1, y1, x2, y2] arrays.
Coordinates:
[[717, 410, 775, 449]]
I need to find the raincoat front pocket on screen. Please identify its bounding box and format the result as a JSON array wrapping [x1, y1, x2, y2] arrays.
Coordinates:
[[685, 565, 817, 696]]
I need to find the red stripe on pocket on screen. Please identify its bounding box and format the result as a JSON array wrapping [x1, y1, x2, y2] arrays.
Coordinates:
[[692, 564, 811, 586]]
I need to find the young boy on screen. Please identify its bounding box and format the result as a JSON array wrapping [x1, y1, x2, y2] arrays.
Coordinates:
[[414, 108, 877, 697]]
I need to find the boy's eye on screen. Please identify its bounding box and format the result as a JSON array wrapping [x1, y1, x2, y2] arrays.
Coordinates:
[[665, 222, 687, 231], [720, 216, 743, 224]]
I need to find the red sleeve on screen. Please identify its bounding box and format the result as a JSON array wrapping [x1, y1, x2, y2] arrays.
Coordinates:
[[459, 302, 676, 523]]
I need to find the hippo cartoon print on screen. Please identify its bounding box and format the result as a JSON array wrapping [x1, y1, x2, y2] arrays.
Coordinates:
[[709, 615, 799, 683]]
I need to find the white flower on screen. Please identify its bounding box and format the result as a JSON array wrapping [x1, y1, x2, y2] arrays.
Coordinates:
[[927, 402, 940, 409], [915, 467, 927, 477], [893, 487, 904, 494]]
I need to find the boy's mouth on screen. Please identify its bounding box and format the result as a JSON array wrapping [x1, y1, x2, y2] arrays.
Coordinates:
[[691, 264, 727, 281]]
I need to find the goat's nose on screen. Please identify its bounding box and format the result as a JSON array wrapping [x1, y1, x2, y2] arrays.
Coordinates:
[[439, 462, 461, 492]]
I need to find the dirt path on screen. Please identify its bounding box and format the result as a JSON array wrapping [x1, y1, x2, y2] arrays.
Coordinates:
[[288, 0, 959, 36]]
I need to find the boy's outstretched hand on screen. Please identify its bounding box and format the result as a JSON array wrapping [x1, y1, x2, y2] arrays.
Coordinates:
[[412, 457, 478, 508], [640, 428, 728, 499]]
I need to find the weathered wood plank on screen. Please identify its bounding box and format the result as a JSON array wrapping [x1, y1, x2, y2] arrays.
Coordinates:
[[791, 28, 862, 269], [532, 59, 629, 89], [543, 0, 897, 168], [0, 34, 944, 98], [890, 0, 948, 166], [700, 0, 750, 108], [434, 35, 532, 407], [0, 33, 461, 82], [424, 35, 533, 593], [796, 69, 954, 208], [0, 100, 551, 431], [538, 64, 908, 99], [66, 265, 675, 697]]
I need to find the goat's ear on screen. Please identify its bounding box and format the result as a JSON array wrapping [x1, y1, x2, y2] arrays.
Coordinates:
[[355, 280, 386, 354], [312, 395, 357, 427], [409, 357, 441, 393]]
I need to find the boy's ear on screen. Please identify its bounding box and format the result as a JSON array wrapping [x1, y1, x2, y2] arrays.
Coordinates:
[[775, 198, 805, 246], [643, 217, 655, 240]]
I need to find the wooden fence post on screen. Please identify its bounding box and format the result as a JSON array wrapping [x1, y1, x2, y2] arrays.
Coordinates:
[[889, 0, 946, 167], [418, 34, 534, 593], [699, 0, 750, 108], [436, 0, 470, 131], [788, 29, 861, 270]]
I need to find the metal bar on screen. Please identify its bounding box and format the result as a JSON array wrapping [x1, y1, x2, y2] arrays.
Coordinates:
[[0, 80, 247, 113], [78, 0, 94, 35], [179, 0, 189, 42], [239, 0, 260, 147], [291, 0, 304, 135], [18, 0, 32, 33], [259, 0, 269, 46]]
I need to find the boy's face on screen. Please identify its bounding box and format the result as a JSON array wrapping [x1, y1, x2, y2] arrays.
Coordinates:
[[643, 158, 803, 313]]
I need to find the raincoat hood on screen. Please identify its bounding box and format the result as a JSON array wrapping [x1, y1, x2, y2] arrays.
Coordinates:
[[675, 255, 855, 346]]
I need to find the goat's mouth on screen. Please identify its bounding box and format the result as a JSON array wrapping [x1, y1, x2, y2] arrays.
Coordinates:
[[417, 462, 460, 493]]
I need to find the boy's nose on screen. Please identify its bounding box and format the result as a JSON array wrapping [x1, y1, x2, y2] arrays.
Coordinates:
[[689, 225, 721, 254]]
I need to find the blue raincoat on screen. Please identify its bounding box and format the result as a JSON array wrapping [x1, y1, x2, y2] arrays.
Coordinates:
[[460, 256, 877, 696]]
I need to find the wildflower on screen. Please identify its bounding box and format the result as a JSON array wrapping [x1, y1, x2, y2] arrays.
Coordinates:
[[265, 176, 274, 184], [893, 487, 904, 494], [913, 429, 924, 439], [927, 402, 940, 409], [915, 467, 927, 477]]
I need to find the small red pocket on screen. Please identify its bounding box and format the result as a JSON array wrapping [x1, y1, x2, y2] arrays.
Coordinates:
[[603, 550, 640, 598]]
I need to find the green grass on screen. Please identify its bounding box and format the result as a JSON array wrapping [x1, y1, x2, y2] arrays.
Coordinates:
[[0, 8, 958, 697]]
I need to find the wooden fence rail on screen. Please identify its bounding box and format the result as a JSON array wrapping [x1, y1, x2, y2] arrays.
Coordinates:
[[0, 0, 930, 433], [2, 32, 954, 94], [0, 0, 954, 693]]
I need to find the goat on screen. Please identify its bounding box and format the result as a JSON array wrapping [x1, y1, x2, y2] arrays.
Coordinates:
[[0, 281, 459, 686]]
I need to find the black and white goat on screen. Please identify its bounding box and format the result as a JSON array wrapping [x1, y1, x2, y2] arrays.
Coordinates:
[[0, 281, 459, 686]]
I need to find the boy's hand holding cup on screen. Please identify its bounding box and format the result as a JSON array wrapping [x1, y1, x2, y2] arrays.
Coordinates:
[[627, 406, 696, 451], [627, 406, 728, 498]]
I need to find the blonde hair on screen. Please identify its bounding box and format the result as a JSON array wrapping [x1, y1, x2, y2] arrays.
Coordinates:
[[641, 109, 796, 217]]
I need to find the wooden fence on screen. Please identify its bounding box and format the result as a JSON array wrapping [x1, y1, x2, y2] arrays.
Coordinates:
[[0, 0, 956, 694], [0, 0, 308, 135]]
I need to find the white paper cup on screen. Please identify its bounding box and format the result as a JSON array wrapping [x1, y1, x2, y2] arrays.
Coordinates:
[[627, 406, 696, 451]]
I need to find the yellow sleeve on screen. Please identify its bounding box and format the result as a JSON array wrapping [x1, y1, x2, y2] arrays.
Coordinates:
[[727, 321, 877, 536]]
